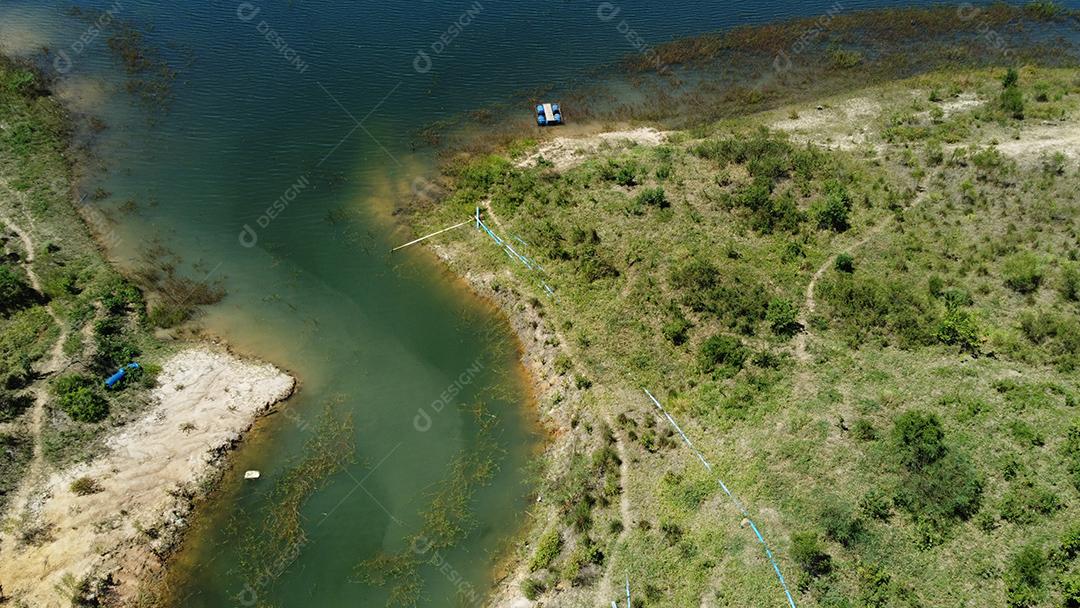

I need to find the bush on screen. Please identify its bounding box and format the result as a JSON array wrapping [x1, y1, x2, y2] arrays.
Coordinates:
[[894, 451, 983, 536], [859, 488, 892, 520], [1060, 263, 1080, 302], [0, 389, 32, 422], [937, 307, 980, 353], [891, 410, 946, 470], [765, 298, 799, 336], [52, 374, 108, 423], [530, 530, 563, 571], [70, 476, 102, 496], [813, 186, 852, 232], [0, 264, 36, 314], [790, 532, 832, 578], [635, 187, 669, 209], [1003, 252, 1044, 294], [851, 417, 877, 442], [834, 253, 855, 273], [662, 316, 691, 346], [1062, 572, 1080, 608], [1002, 68, 1019, 89], [1064, 421, 1080, 491], [1006, 544, 1046, 607], [698, 334, 748, 373], [1001, 85, 1025, 120], [998, 478, 1061, 525], [817, 272, 938, 348], [820, 496, 866, 547], [521, 577, 545, 601]]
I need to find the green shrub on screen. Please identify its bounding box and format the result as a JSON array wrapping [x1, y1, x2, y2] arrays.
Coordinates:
[[1060, 263, 1080, 302], [0, 264, 36, 314], [1001, 86, 1025, 120], [521, 577, 545, 600], [1064, 421, 1080, 491], [1061, 572, 1080, 608], [894, 451, 983, 536], [937, 307, 980, 353], [859, 488, 892, 520], [1002, 68, 1020, 89], [1003, 252, 1044, 294], [998, 478, 1061, 525], [1006, 544, 1046, 607], [662, 315, 691, 346], [52, 374, 108, 423], [553, 353, 573, 375], [530, 530, 563, 571], [817, 272, 938, 348], [851, 417, 877, 441], [0, 389, 32, 422], [765, 298, 799, 336], [698, 334, 748, 373], [70, 476, 102, 496], [819, 496, 866, 547], [834, 253, 855, 273], [812, 185, 852, 232], [891, 410, 946, 470], [635, 186, 669, 209], [790, 531, 832, 578]]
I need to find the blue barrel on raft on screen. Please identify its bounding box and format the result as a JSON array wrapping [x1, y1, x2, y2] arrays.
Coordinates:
[[105, 362, 141, 388], [535, 102, 563, 126]]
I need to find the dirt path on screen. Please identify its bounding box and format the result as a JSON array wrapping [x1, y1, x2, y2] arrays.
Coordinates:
[[793, 186, 929, 397], [0, 208, 69, 522]]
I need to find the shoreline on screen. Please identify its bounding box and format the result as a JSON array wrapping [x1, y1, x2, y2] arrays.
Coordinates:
[[424, 239, 586, 607], [0, 343, 295, 606], [0, 52, 301, 606], [404, 64, 1080, 606]]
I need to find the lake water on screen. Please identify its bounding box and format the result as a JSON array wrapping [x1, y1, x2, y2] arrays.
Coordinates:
[[0, 0, 1048, 605]]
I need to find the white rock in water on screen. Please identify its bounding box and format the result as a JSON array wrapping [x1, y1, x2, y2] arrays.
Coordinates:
[[244, 470, 261, 480]]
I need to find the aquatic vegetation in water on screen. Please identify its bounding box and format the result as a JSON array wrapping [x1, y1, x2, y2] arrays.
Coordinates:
[[230, 406, 356, 605], [356, 400, 504, 606]]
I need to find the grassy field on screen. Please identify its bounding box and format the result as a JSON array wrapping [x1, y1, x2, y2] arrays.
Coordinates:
[[409, 65, 1080, 607]]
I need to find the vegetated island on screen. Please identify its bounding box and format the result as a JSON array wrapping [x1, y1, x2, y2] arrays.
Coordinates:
[[0, 55, 295, 605], [400, 12, 1080, 608]]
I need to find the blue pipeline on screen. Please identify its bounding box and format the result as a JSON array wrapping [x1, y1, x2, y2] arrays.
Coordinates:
[[477, 219, 553, 295], [643, 389, 797, 608]]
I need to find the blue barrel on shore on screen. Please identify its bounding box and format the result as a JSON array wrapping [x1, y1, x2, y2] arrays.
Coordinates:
[[105, 362, 141, 388]]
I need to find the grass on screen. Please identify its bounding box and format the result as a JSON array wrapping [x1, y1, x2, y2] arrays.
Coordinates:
[[406, 60, 1080, 606], [0, 54, 192, 512]]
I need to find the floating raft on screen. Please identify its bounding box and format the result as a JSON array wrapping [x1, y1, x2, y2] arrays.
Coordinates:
[[536, 102, 563, 126]]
